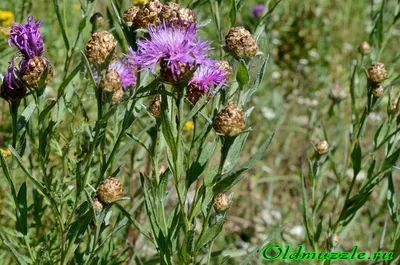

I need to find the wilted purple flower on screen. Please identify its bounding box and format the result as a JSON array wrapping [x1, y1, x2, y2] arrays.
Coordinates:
[[1, 59, 26, 101], [249, 4, 265, 18], [189, 64, 227, 93], [108, 59, 136, 90], [8, 14, 44, 58], [129, 21, 212, 81]]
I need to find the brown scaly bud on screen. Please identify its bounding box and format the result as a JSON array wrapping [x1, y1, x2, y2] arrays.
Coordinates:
[[93, 197, 103, 212], [358, 41, 371, 55], [158, 2, 196, 26], [90, 13, 105, 27], [315, 140, 329, 155], [100, 70, 122, 92], [186, 84, 212, 105], [148, 95, 161, 118], [123, 6, 140, 23], [160, 59, 190, 83], [96, 177, 124, 204], [392, 98, 398, 112], [225, 27, 259, 57], [112, 89, 124, 103], [85, 30, 116, 64], [371, 85, 384, 97], [213, 194, 231, 213], [215, 60, 233, 83], [368, 63, 387, 83], [21, 56, 53, 88], [133, 0, 162, 29], [213, 101, 245, 136]]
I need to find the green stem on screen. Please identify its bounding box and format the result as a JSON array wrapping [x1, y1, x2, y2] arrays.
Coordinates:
[[10, 101, 19, 148]]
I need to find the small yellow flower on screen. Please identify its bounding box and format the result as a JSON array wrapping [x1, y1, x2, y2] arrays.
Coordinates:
[[0, 148, 12, 158], [133, 0, 147, 5], [184, 121, 194, 131], [0, 10, 14, 36]]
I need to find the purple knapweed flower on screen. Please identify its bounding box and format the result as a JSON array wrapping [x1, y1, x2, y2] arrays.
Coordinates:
[[108, 59, 137, 90], [128, 20, 212, 82], [0, 59, 26, 101], [8, 14, 44, 58], [249, 4, 265, 18], [189, 64, 227, 93]]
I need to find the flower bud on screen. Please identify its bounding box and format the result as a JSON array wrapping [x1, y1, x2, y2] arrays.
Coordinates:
[[100, 70, 122, 92], [133, 0, 162, 29], [358, 41, 371, 55], [213, 101, 245, 136], [148, 95, 161, 118], [123, 6, 140, 23], [112, 89, 124, 103], [309, 99, 319, 109], [332, 233, 340, 246], [85, 30, 116, 64], [371, 85, 384, 97], [215, 60, 233, 83], [392, 98, 398, 111], [160, 59, 190, 83], [368, 63, 387, 83], [158, 2, 196, 26], [225, 27, 259, 57], [315, 140, 329, 155], [90, 12, 105, 27], [93, 197, 103, 212], [96, 177, 124, 204], [214, 193, 230, 213], [21, 56, 53, 88]]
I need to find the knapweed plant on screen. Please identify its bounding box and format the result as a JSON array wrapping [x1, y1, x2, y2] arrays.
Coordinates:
[[0, 0, 275, 264]]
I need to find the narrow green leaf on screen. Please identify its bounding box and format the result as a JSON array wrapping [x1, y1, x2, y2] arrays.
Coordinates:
[[17, 101, 36, 133], [387, 174, 398, 223], [236, 60, 249, 87], [241, 56, 269, 105], [195, 218, 225, 251], [0, 230, 28, 265], [351, 141, 362, 178], [16, 183, 28, 235]]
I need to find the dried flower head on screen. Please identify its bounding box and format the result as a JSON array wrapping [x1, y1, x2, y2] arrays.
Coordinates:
[[1, 59, 26, 101], [148, 95, 161, 118], [213, 101, 245, 136], [158, 2, 196, 27], [112, 89, 124, 103], [8, 14, 44, 58], [85, 30, 116, 64], [368, 63, 387, 83], [225, 27, 259, 57], [123, 6, 140, 23], [371, 85, 384, 97], [249, 4, 265, 18], [90, 12, 105, 27], [100, 70, 122, 93], [358, 41, 371, 55], [130, 21, 212, 82], [96, 177, 124, 204], [132, 0, 162, 29], [93, 197, 103, 212], [214, 193, 230, 213], [215, 60, 233, 83], [20, 56, 53, 88], [315, 140, 329, 155]]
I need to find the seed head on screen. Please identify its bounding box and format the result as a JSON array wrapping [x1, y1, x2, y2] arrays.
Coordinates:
[[93, 197, 103, 212], [100, 70, 122, 92], [133, 0, 162, 29], [225, 27, 259, 57], [21, 56, 53, 88], [96, 177, 124, 204], [158, 2, 196, 26], [213, 101, 245, 136], [112, 89, 124, 103], [85, 30, 115, 64], [358, 41, 371, 55], [315, 140, 329, 155], [123, 6, 140, 23], [371, 85, 384, 97], [90, 12, 105, 27], [214, 194, 230, 213], [368, 63, 387, 83], [148, 95, 161, 118], [215, 60, 233, 83]]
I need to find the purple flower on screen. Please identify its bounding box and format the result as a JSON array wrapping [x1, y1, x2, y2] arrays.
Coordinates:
[[129, 21, 212, 81], [108, 59, 136, 90], [189, 63, 227, 94], [249, 4, 265, 18], [8, 14, 44, 58], [1, 59, 26, 101]]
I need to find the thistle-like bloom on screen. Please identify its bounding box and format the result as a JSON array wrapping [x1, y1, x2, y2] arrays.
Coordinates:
[[8, 14, 44, 58], [249, 4, 265, 18], [130, 21, 212, 82], [0, 59, 26, 101]]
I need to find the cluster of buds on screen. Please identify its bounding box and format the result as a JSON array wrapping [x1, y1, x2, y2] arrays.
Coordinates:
[[123, 0, 196, 29], [96, 177, 125, 204], [368, 63, 387, 97], [213, 101, 245, 136], [225, 27, 259, 57], [315, 140, 329, 155], [213, 193, 231, 213]]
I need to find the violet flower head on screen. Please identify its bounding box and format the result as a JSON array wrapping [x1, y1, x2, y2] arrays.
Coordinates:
[[129, 21, 212, 81], [189, 64, 227, 93], [8, 14, 44, 58], [249, 4, 265, 18], [108, 59, 137, 90], [1, 59, 26, 101]]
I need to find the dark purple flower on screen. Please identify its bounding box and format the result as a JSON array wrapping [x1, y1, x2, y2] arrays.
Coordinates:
[[1, 59, 26, 101], [108, 59, 137, 90], [8, 14, 44, 58], [249, 4, 265, 18], [189, 63, 227, 94], [128, 21, 212, 81]]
